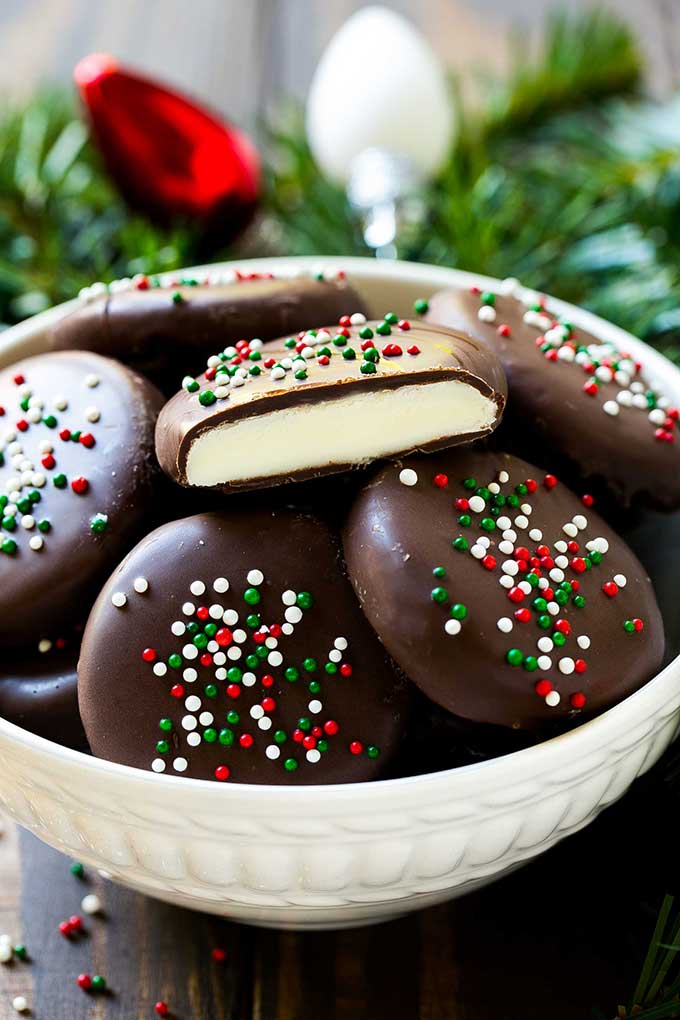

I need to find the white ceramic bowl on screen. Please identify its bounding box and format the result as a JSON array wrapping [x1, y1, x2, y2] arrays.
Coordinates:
[[1, 256, 679, 931]]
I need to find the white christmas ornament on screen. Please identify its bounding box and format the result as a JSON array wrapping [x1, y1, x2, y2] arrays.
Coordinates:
[[306, 6, 454, 185]]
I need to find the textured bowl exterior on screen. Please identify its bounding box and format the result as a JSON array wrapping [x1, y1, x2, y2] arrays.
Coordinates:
[[1, 257, 679, 930]]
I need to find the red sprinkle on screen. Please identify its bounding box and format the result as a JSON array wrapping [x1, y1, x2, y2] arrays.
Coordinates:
[[507, 587, 525, 603], [59, 428, 71, 441], [338, 315, 351, 327], [155, 1004, 169, 1017], [525, 478, 538, 493], [69, 915, 83, 931], [535, 679, 552, 697], [381, 343, 403, 357], [433, 473, 448, 488], [170, 684, 185, 698], [261, 697, 276, 713], [349, 740, 363, 755], [261, 674, 274, 688], [77, 974, 92, 990], [360, 339, 375, 351], [544, 474, 558, 490], [406, 345, 420, 355], [239, 734, 253, 748], [59, 920, 73, 937], [212, 948, 227, 962], [215, 628, 233, 647], [581, 494, 594, 507], [497, 324, 511, 337], [226, 684, 241, 699], [71, 476, 89, 495], [571, 557, 586, 574], [339, 663, 353, 677], [514, 608, 531, 623], [570, 691, 586, 709], [324, 720, 339, 736], [633, 618, 644, 632], [554, 619, 571, 636], [13, 374, 25, 385], [16, 419, 28, 432], [482, 555, 496, 571], [214, 766, 230, 782], [318, 355, 330, 366], [398, 319, 411, 330], [141, 647, 156, 662], [602, 581, 619, 598], [42, 454, 56, 469], [574, 659, 587, 674]]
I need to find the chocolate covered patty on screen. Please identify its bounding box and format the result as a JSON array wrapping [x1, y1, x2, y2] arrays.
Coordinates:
[[425, 282, 680, 509], [0, 351, 163, 646], [155, 314, 507, 492], [343, 449, 664, 731], [48, 270, 367, 393], [78, 510, 412, 784], [0, 641, 85, 750]]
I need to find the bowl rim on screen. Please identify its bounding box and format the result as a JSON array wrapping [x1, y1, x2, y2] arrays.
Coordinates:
[[1, 254, 678, 805]]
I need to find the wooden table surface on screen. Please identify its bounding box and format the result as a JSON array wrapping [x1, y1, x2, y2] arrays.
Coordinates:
[[0, 766, 673, 1020]]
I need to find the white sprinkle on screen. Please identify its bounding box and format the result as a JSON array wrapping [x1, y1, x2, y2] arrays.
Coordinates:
[[329, 648, 342, 662], [603, 400, 619, 416], [617, 390, 633, 407], [183, 667, 198, 682], [468, 495, 485, 513], [572, 515, 588, 531], [199, 711, 213, 726], [190, 580, 205, 596], [470, 544, 485, 560], [335, 636, 348, 650], [38, 639, 52, 654], [587, 537, 609, 554], [537, 637, 554, 652], [444, 619, 461, 635], [518, 581, 532, 595], [187, 732, 201, 747], [555, 555, 569, 569], [171, 621, 186, 636], [21, 515, 34, 530], [478, 305, 496, 323], [227, 647, 242, 661], [182, 644, 198, 660], [477, 536, 490, 548], [499, 518, 514, 533], [614, 573, 627, 587], [577, 635, 591, 650], [247, 569, 264, 585], [649, 408, 666, 425], [185, 695, 201, 712], [173, 758, 188, 773], [498, 540, 514, 555], [85, 373, 100, 388], [233, 628, 247, 643], [282, 623, 294, 636], [529, 528, 543, 541], [558, 657, 575, 675], [497, 617, 513, 633], [350, 312, 366, 325], [488, 483, 500, 494], [549, 568, 565, 583], [13, 995, 29, 1012], [285, 606, 303, 624], [0, 942, 13, 963], [499, 277, 520, 297], [213, 576, 229, 593], [258, 717, 273, 731], [502, 560, 519, 576], [81, 893, 102, 915], [223, 609, 239, 626], [282, 589, 297, 606], [503, 529, 517, 543], [268, 651, 283, 667], [153, 662, 167, 677], [562, 523, 578, 537], [270, 367, 286, 381], [537, 655, 552, 671], [85, 405, 100, 422], [213, 652, 226, 665], [308, 699, 323, 714], [554, 540, 568, 553], [514, 515, 529, 529], [181, 715, 197, 731], [545, 691, 561, 708], [266, 745, 281, 760], [498, 470, 509, 483], [182, 602, 195, 616], [250, 705, 265, 720], [133, 576, 149, 593], [242, 672, 257, 687], [499, 576, 514, 589], [111, 592, 127, 608], [306, 749, 322, 764], [399, 468, 418, 487]]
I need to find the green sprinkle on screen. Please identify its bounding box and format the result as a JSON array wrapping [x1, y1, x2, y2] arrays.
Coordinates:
[[308, 680, 321, 694], [507, 494, 520, 508], [53, 473, 67, 489], [183, 377, 199, 392], [573, 594, 586, 608], [450, 604, 467, 620], [480, 517, 495, 532], [432, 566, 446, 578], [168, 653, 182, 669], [431, 587, 448, 604], [256, 645, 268, 659], [342, 347, 356, 360], [303, 657, 317, 672], [204, 684, 218, 698], [523, 656, 538, 672], [537, 615, 551, 629], [42, 414, 57, 428], [13, 945, 28, 961], [624, 620, 635, 633], [367, 746, 380, 759], [553, 632, 566, 647], [2, 516, 16, 531], [227, 667, 243, 683], [514, 482, 528, 495], [360, 362, 377, 374], [285, 667, 299, 682], [226, 710, 240, 725], [91, 975, 106, 992], [70, 862, 84, 878], [297, 592, 313, 609], [284, 758, 298, 772], [298, 717, 311, 732], [284, 337, 296, 349], [204, 622, 217, 637], [363, 346, 380, 362], [89, 513, 107, 534], [156, 740, 169, 754], [376, 321, 391, 336], [219, 728, 234, 746], [325, 662, 338, 675], [245, 654, 259, 669], [246, 613, 260, 628], [384, 312, 399, 324], [506, 648, 523, 666], [555, 590, 569, 606], [249, 350, 262, 361], [463, 477, 476, 490], [333, 334, 348, 347], [317, 739, 329, 752], [413, 298, 429, 315], [317, 346, 332, 357], [452, 536, 468, 551], [186, 622, 199, 636], [249, 365, 261, 376], [358, 326, 374, 340], [193, 633, 208, 649], [244, 587, 260, 606], [28, 490, 40, 503], [1, 538, 17, 554], [589, 550, 603, 565], [199, 390, 216, 406], [481, 291, 495, 306], [159, 718, 172, 732], [294, 369, 308, 380], [274, 729, 287, 744], [457, 514, 471, 527], [203, 728, 217, 743]]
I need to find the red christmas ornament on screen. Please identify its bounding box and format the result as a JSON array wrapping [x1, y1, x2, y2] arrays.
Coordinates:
[[74, 53, 260, 238]]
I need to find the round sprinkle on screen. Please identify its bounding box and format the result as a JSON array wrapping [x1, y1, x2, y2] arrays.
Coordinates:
[[133, 577, 149, 593], [173, 758, 188, 773], [399, 468, 418, 487], [247, 569, 264, 585], [190, 580, 206, 596], [111, 592, 127, 608], [12, 996, 29, 1013], [545, 690, 561, 707], [81, 893, 102, 914]]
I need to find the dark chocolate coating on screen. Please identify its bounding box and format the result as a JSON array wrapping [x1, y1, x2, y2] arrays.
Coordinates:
[[343, 449, 664, 731], [155, 320, 507, 491], [0, 351, 164, 647], [0, 644, 86, 750], [79, 510, 412, 784], [48, 276, 367, 394], [426, 286, 680, 509]]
